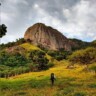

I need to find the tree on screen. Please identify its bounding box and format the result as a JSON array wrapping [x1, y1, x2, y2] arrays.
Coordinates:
[[47, 50, 70, 61], [29, 50, 49, 70], [0, 24, 7, 43]]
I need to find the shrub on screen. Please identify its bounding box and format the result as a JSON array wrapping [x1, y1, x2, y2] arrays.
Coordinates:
[[0, 52, 28, 67], [68, 47, 96, 66], [47, 50, 71, 61], [47, 62, 54, 68], [29, 50, 49, 70]]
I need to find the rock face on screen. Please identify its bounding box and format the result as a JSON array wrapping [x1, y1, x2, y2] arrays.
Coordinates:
[[24, 23, 72, 51]]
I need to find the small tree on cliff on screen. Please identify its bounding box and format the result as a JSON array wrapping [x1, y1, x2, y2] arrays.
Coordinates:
[[0, 24, 7, 43]]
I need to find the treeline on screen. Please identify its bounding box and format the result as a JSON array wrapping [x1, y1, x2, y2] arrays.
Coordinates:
[[0, 50, 54, 78], [69, 39, 96, 51], [0, 38, 25, 50]]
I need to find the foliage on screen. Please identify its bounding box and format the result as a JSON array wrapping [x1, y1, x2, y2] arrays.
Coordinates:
[[0, 51, 30, 77], [69, 38, 90, 51], [29, 50, 49, 70], [0, 24, 7, 38], [0, 38, 25, 50], [68, 47, 96, 65], [0, 49, 53, 77], [47, 49, 71, 61], [47, 62, 54, 68], [90, 40, 96, 47], [89, 65, 96, 75], [0, 51, 28, 67], [37, 44, 48, 52]]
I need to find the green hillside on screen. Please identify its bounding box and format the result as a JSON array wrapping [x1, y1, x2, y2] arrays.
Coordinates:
[[69, 38, 90, 50], [0, 60, 96, 96], [0, 42, 55, 78], [0, 40, 96, 96]]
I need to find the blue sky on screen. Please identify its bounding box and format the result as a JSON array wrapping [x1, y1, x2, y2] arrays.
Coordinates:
[[0, 0, 96, 43]]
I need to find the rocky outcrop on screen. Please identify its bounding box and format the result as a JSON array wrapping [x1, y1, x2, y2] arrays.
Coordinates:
[[24, 23, 72, 51]]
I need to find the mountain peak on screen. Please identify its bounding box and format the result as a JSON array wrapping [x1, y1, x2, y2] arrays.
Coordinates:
[[32, 23, 45, 27], [24, 23, 72, 51]]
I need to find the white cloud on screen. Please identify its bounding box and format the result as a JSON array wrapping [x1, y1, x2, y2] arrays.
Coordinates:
[[30, 0, 96, 41], [34, 4, 39, 9], [1, 0, 96, 43], [1, 12, 10, 22], [61, 0, 96, 41], [7, 0, 28, 5], [63, 9, 71, 18]]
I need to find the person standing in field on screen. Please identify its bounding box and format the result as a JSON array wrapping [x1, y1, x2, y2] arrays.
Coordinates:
[[50, 73, 56, 86]]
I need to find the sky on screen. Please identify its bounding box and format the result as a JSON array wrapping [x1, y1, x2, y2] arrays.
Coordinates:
[[0, 0, 96, 43]]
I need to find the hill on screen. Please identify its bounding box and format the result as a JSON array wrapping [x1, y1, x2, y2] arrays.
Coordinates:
[[0, 60, 96, 96], [0, 42, 55, 78], [90, 40, 96, 47], [0, 23, 96, 96], [24, 23, 74, 51], [69, 38, 90, 50], [24, 23, 96, 51]]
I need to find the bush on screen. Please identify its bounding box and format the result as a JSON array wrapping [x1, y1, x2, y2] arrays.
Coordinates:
[[29, 50, 49, 70], [0, 51, 28, 67], [68, 47, 96, 65], [47, 50, 71, 61], [0, 48, 53, 78], [0, 51, 35, 77], [47, 62, 54, 68]]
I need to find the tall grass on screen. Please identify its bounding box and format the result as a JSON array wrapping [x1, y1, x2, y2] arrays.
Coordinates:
[[0, 60, 96, 96]]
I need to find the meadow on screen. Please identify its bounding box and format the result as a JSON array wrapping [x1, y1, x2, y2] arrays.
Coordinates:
[[0, 60, 96, 96]]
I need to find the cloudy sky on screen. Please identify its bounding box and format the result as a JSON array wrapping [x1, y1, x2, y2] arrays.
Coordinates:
[[0, 0, 96, 43]]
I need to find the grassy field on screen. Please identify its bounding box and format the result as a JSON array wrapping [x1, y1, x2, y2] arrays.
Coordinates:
[[0, 60, 96, 96]]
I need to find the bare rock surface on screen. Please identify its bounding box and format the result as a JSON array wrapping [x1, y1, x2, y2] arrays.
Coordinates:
[[24, 23, 73, 51]]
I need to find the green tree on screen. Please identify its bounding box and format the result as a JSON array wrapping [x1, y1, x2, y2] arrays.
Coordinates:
[[47, 50, 70, 61], [0, 24, 7, 43], [29, 50, 49, 70]]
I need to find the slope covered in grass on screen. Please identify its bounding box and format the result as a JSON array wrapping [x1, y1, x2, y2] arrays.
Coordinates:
[[0, 43, 54, 78], [20, 43, 41, 51], [20, 43, 52, 60], [0, 60, 96, 96]]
